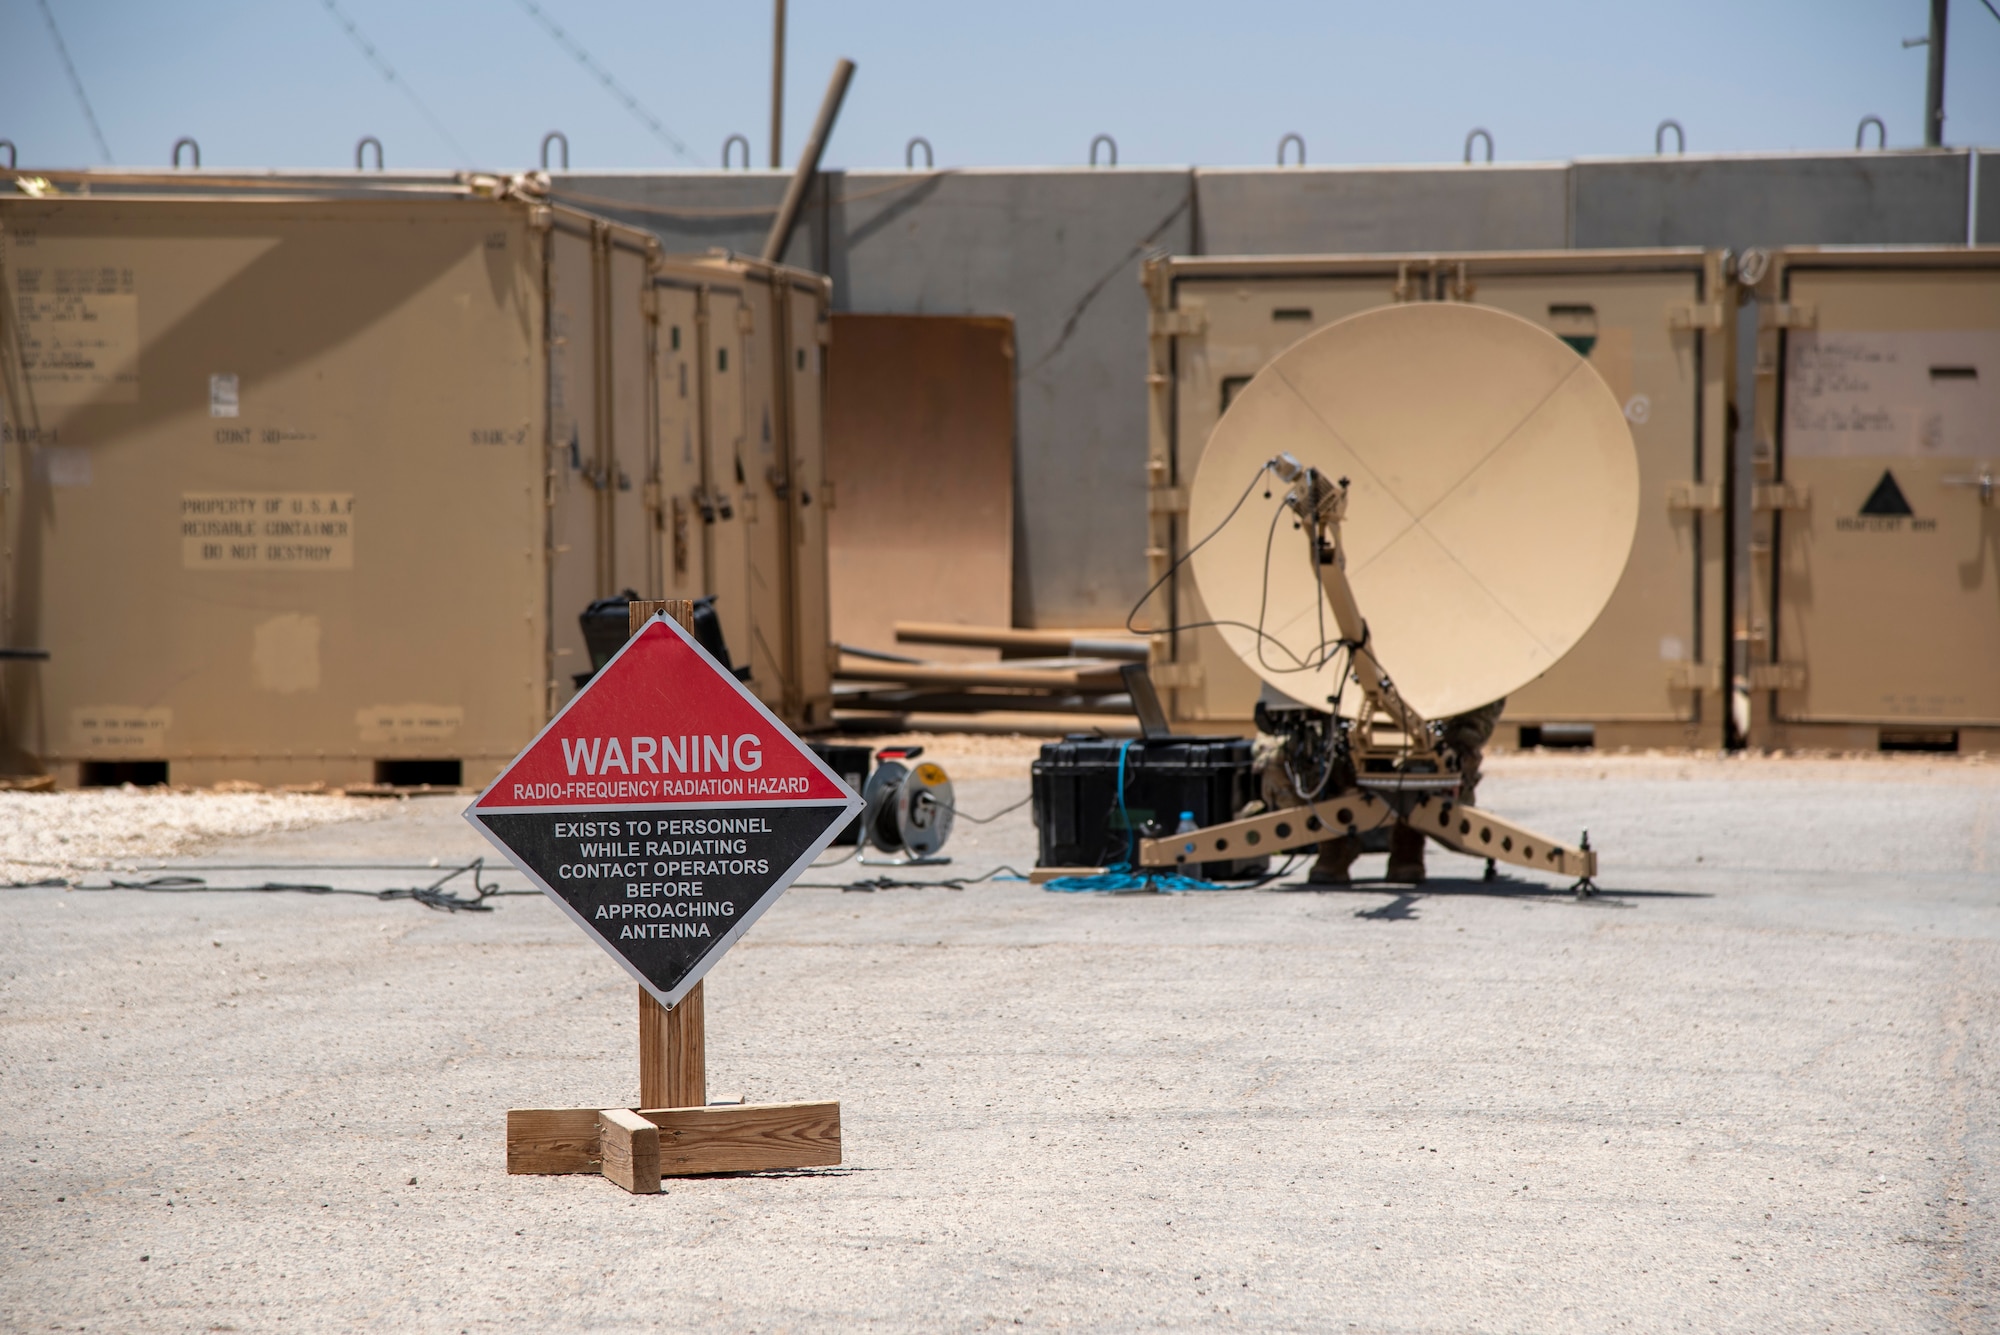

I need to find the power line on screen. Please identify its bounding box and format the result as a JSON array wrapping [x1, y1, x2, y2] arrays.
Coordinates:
[[318, 0, 473, 166], [510, 0, 697, 164], [34, 0, 112, 163]]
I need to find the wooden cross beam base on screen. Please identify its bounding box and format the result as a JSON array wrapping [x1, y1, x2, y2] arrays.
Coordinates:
[[507, 1100, 842, 1193]]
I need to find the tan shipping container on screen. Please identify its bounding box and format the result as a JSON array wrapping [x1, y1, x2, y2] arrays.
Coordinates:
[[1744, 245, 2000, 754], [0, 177, 832, 788], [1140, 249, 1735, 749]]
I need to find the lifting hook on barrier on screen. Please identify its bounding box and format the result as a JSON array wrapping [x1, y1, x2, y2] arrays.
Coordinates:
[[0, 140, 15, 170], [1463, 127, 1493, 163], [905, 136, 933, 169], [1655, 119, 1684, 155], [1089, 133, 1117, 168], [1856, 115, 1887, 150], [172, 136, 201, 169], [355, 136, 383, 171], [541, 130, 569, 171], [1277, 132, 1305, 166], [722, 134, 752, 169]]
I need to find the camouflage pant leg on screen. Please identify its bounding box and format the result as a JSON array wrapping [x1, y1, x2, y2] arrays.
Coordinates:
[[1441, 698, 1506, 807]]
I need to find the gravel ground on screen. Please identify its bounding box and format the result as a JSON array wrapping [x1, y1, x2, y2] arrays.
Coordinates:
[[0, 789, 388, 884], [1, 748, 1996, 1332]]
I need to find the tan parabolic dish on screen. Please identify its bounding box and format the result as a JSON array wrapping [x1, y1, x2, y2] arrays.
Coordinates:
[[1188, 302, 1641, 721]]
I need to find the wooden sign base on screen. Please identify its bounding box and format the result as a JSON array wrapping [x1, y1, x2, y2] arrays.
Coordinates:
[[503, 599, 840, 1194]]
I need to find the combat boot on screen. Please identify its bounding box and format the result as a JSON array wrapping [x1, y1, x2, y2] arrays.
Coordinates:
[[1307, 835, 1360, 886], [1385, 824, 1428, 884]]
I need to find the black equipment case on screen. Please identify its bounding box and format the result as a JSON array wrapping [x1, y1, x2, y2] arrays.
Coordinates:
[[1030, 735, 1268, 879]]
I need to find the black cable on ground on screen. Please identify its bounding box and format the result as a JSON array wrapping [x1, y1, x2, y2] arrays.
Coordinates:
[[3, 858, 534, 912]]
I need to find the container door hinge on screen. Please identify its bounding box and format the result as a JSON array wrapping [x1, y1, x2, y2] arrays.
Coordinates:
[[736, 306, 755, 334], [1666, 481, 1723, 513], [1150, 662, 1204, 689], [1759, 301, 1816, 330], [1667, 301, 1726, 332], [1148, 486, 1188, 516], [1150, 306, 1206, 338], [640, 287, 659, 319], [1749, 662, 1806, 691], [1666, 662, 1723, 692], [1752, 481, 1810, 511]]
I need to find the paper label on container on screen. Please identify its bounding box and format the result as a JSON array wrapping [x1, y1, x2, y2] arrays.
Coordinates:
[[69, 706, 171, 754], [12, 274, 139, 405], [1786, 331, 2000, 459], [209, 373, 239, 418], [181, 493, 354, 570], [355, 704, 464, 746]]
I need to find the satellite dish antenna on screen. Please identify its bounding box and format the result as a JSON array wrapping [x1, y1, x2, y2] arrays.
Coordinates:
[[1187, 302, 1639, 721], [1137, 302, 1640, 894]]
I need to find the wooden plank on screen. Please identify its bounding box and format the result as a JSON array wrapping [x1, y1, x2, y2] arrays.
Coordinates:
[[893, 622, 1146, 660], [506, 1107, 603, 1175], [598, 1108, 661, 1194], [835, 658, 1126, 692], [639, 1100, 842, 1176], [631, 597, 707, 1114], [639, 980, 706, 1111]]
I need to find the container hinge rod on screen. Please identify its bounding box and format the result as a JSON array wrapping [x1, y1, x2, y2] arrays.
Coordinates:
[[1148, 486, 1188, 516], [1665, 481, 1723, 513], [1748, 662, 1806, 691], [1150, 307, 1206, 338], [1752, 481, 1810, 512]]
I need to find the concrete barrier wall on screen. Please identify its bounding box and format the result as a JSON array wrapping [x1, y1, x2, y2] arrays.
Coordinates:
[[1571, 150, 1973, 249], [1194, 165, 1568, 253], [556, 149, 1987, 627]]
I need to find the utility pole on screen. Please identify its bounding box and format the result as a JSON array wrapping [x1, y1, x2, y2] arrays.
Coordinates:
[[1925, 0, 1947, 146], [770, 0, 787, 167]]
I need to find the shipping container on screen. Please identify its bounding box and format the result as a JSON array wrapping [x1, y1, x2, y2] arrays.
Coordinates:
[[1140, 250, 1736, 749], [1743, 245, 2000, 753], [0, 174, 833, 788]]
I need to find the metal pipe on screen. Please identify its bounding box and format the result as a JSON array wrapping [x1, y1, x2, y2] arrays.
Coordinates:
[[355, 136, 383, 170], [1463, 128, 1493, 163], [722, 134, 751, 169], [541, 130, 569, 170], [1089, 134, 1117, 167], [760, 58, 855, 264], [1277, 132, 1305, 166], [770, 0, 787, 168], [1856, 116, 1886, 150], [906, 136, 934, 169], [172, 137, 200, 168], [1655, 119, 1684, 155], [1924, 0, 1947, 146]]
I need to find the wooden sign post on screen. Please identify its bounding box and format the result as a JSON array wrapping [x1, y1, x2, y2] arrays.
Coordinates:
[[484, 598, 855, 1193]]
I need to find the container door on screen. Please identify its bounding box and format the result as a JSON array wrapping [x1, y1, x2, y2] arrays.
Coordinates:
[[1475, 271, 1716, 738], [606, 243, 653, 599], [545, 227, 599, 707], [736, 278, 791, 712], [1167, 276, 1396, 725], [1772, 264, 2000, 728], [699, 285, 753, 687], [654, 282, 705, 602], [785, 281, 834, 724]]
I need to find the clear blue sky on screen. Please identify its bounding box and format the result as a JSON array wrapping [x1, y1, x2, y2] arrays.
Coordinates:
[[3, 0, 1996, 172]]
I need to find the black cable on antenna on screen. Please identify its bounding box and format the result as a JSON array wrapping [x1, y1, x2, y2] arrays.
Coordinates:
[[34, 0, 112, 163], [510, 0, 697, 163], [319, 0, 473, 166], [1981, 0, 2000, 25]]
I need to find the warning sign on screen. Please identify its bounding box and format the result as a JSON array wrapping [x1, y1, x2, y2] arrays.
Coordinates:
[[466, 615, 861, 1008]]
